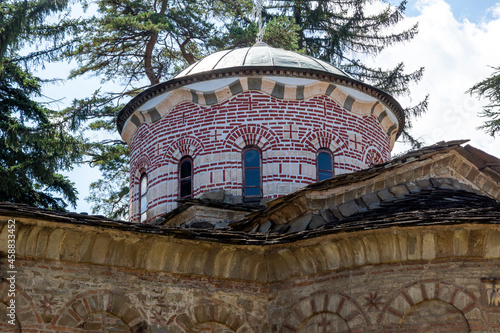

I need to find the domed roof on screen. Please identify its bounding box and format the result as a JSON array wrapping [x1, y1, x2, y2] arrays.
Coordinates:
[[117, 43, 405, 137], [176, 42, 350, 79]]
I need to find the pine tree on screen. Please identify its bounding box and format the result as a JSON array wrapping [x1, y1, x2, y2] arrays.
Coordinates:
[[0, 0, 83, 210], [468, 66, 500, 137]]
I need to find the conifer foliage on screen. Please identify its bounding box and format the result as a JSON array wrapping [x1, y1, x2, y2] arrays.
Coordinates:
[[0, 0, 83, 210], [468, 66, 500, 137]]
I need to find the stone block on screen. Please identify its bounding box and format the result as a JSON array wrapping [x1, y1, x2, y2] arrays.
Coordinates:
[[319, 209, 337, 223], [189, 221, 215, 229], [338, 201, 361, 217], [361, 192, 381, 209], [377, 188, 395, 201], [72, 300, 89, 318], [405, 182, 421, 194], [288, 212, 312, 233], [355, 198, 368, 211], [388, 184, 410, 198], [308, 214, 326, 230], [258, 220, 272, 233], [416, 178, 433, 190], [422, 233, 436, 259], [329, 206, 344, 220]]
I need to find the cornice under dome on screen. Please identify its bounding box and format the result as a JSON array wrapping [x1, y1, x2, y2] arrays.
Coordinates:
[[117, 43, 405, 137]]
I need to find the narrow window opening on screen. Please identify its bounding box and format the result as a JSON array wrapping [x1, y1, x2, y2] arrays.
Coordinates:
[[140, 173, 148, 222], [243, 147, 262, 203], [317, 149, 334, 181], [179, 156, 193, 199]]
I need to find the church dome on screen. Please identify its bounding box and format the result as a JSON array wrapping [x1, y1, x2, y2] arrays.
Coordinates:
[[117, 42, 407, 223], [175, 42, 350, 79]]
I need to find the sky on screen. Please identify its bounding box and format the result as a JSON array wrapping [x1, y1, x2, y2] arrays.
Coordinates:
[[38, 0, 500, 214]]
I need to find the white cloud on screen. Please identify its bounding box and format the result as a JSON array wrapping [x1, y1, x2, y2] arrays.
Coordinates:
[[368, 0, 500, 157], [490, 3, 500, 18]]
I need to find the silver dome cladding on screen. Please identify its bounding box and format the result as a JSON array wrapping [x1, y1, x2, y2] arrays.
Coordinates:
[[176, 42, 350, 79]]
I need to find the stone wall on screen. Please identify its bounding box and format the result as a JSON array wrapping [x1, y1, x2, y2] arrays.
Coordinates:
[[2, 216, 500, 332], [3, 254, 500, 332]]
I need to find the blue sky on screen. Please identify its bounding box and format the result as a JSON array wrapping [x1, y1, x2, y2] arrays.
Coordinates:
[[49, 0, 500, 214], [406, 0, 500, 22]]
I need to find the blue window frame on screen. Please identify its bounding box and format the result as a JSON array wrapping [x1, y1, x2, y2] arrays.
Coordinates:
[[140, 173, 148, 222], [317, 149, 334, 181], [243, 147, 262, 202], [179, 156, 193, 199]]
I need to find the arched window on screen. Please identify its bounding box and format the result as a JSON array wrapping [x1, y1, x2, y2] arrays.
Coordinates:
[[317, 149, 334, 181], [242, 147, 262, 202], [179, 156, 193, 199], [139, 173, 148, 222]]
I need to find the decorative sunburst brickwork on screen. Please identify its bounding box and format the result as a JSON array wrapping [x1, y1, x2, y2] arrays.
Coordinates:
[[281, 291, 369, 333], [0, 282, 39, 329], [129, 90, 392, 222], [175, 303, 253, 332], [53, 292, 149, 332], [378, 280, 488, 332]]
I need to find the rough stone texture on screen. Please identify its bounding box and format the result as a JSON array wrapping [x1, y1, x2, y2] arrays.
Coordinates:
[[3, 214, 500, 332]]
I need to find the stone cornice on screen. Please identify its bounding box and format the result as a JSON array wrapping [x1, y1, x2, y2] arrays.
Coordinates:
[[2, 217, 500, 283]]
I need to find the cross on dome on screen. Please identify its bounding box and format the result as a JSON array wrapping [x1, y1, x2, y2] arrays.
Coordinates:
[[252, 0, 265, 43]]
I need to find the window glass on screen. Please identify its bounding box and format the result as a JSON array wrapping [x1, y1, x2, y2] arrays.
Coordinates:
[[244, 149, 260, 167], [243, 147, 262, 201], [179, 156, 193, 199], [245, 168, 260, 186], [317, 150, 334, 181], [139, 173, 148, 222], [180, 159, 192, 178]]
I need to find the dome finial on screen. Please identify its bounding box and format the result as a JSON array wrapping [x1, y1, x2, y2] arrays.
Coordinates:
[[252, 0, 265, 43]]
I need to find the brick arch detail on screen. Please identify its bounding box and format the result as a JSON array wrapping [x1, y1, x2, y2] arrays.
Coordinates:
[[301, 130, 345, 155], [0, 281, 41, 328], [377, 279, 488, 327], [223, 124, 278, 153], [0, 280, 43, 326], [175, 301, 254, 332], [281, 290, 370, 332], [163, 135, 205, 164], [362, 146, 384, 166], [52, 291, 149, 332], [131, 155, 152, 183]]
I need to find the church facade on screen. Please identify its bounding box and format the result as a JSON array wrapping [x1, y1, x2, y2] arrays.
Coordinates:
[[1, 43, 500, 333]]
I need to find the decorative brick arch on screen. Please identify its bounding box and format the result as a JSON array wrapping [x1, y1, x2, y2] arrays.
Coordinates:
[[131, 155, 152, 183], [363, 146, 384, 166], [0, 281, 41, 329], [53, 291, 149, 332], [301, 130, 345, 155], [223, 124, 278, 152], [175, 302, 253, 332], [377, 280, 488, 329], [398, 299, 470, 332], [163, 135, 205, 164], [281, 291, 369, 332]]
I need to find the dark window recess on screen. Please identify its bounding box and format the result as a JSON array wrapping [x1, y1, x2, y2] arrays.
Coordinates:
[[243, 147, 262, 202], [179, 157, 193, 199], [140, 173, 148, 222], [317, 149, 334, 181]]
